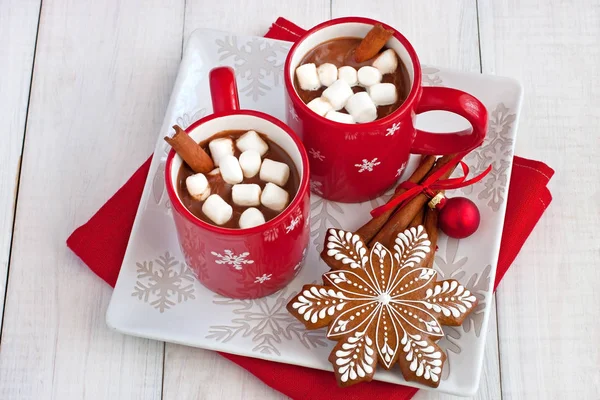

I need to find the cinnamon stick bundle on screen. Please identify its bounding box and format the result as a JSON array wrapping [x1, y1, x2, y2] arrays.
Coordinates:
[[408, 207, 424, 228], [423, 206, 439, 268], [354, 24, 394, 63], [356, 155, 436, 242], [164, 125, 214, 174], [370, 154, 457, 249]]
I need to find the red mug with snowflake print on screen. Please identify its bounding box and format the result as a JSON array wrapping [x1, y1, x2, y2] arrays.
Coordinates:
[[284, 17, 488, 202], [165, 67, 311, 299]]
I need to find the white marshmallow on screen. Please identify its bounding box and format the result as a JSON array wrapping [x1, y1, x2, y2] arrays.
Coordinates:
[[368, 83, 398, 106], [317, 63, 338, 87], [306, 97, 333, 116], [202, 194, 232, 225], [238, 150, 262, 178], [260, 158, 290, 186], [239, 207, 265, 229], [219, 155, 243, 184], [208, 138, 234, 167], [325, 110, 355, 124], [345, 92, 378, 123], [296, 63, 321, 91], [357, 66, 382, 87], [232, 184, 262, 207], [372, 49, 398, 75], [338, 66, 358, 87], [208, 168, 220, 175], [261, 182, 289, 212], [236, 130, 269, 156], [321, 79, 354, 110], [185, 173, 210, 201]]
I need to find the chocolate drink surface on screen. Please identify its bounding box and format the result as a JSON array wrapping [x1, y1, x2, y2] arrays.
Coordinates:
[[177, 130, 300, 228], [294, 37, 411, 120]]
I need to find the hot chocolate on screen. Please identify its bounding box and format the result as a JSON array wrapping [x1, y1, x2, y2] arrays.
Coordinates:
[[175, 129, 300, 229], [295, 38, 410, 121], [293, 25, 410, 123]]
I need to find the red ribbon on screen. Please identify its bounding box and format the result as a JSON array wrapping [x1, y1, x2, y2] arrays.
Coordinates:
[[370, 154, 492, 218]]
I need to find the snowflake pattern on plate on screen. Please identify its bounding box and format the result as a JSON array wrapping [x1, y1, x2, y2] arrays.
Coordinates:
[[310, 195, 344, 253], [462, 103, 516, 211], [355, 158, 381, 173], [216, 36, 290, 100], [176, 109, 208, 130], [206, 287, 328, 355], [309, 148, 325, 161], [422, 66, 443, 87], [211, 250, 255, 271], [132, 252, 195, 313], [386, 122, 401, 136]]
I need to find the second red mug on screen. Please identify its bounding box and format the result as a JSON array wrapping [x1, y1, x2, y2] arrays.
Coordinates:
[[284, 17, 488, 203]]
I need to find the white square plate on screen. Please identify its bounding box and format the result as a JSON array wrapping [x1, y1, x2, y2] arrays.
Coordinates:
[[106, 28, 522, 396]]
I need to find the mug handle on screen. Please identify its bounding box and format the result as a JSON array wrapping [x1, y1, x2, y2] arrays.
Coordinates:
[[209, 66, 240, 113], [410, 87, 488, 155]]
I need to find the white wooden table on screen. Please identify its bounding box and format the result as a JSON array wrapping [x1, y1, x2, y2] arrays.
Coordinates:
[[1, 1, 598, 399]]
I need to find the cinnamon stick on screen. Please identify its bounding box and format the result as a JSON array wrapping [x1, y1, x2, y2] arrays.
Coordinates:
[[354, 24, 394, 63], [356, 155, 436, 242], [371, 154, 457, 249], [164, 125, 214, 174], [423, 206, 439, 268], [408, 206, 424, 228]]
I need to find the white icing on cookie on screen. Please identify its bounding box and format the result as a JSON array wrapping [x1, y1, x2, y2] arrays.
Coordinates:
[[334, 330, 376, 383], [401, 332, 443, 383], [421, 280, 477, 318], [392, 225, 431, 269], [291, 286, 349, 325], [326, 229, 368, 269]]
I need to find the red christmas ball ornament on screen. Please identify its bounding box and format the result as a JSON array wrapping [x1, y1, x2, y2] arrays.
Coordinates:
[[435, 196, 480, 239]]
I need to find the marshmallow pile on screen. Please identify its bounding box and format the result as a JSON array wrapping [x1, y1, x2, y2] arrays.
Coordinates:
[[296, 49, 399, 124], [185, 130, 292, 229]]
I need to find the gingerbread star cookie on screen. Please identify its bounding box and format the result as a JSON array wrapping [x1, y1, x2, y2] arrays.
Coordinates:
[[286, 225, 478, 388]]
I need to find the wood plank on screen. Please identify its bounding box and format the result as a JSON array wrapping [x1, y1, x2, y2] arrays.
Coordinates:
[[332, 1, 502, 399], [0, 0, 41, 329], [184, 0, 330, 38], [160, 2, 329, 399], [0, 0, 184, 398], [332, 0, 481, 72], [478, 1, 600, 399]]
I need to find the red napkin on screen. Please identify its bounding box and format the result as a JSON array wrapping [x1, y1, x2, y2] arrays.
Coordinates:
[[67, 17, 554, 400]]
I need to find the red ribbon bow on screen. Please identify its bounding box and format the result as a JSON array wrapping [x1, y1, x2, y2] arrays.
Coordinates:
[[370, 154, 492, 218]]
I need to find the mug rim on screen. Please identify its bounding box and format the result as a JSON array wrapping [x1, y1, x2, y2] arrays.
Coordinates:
[[284, 16, 423, 128], [165, 109, 310, 236]]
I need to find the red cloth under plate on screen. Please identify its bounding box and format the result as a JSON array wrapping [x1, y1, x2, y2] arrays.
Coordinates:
[[67, 17, 554, 400]]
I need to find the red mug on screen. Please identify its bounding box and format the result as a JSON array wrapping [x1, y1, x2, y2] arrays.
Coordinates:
[[165, 67, 311, 299], [284, 17, 488, 203]]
